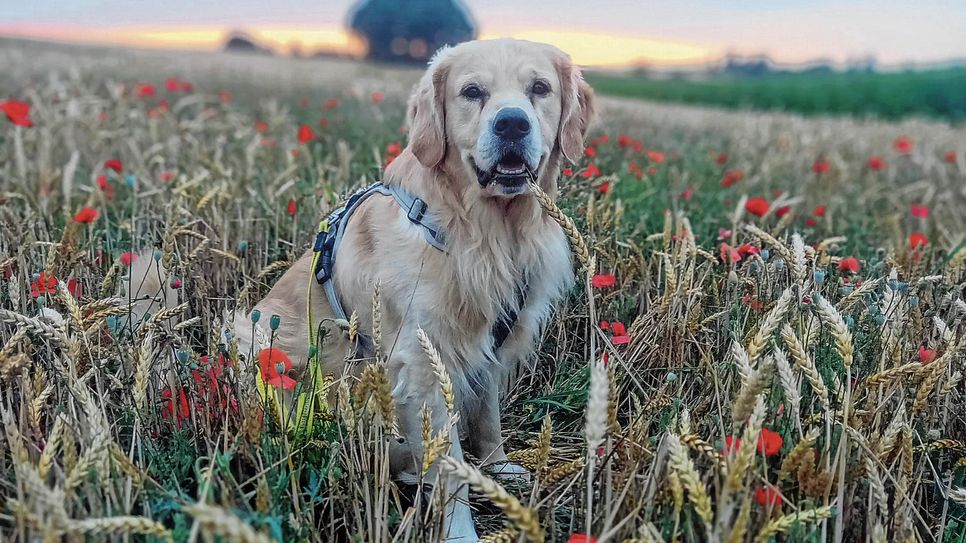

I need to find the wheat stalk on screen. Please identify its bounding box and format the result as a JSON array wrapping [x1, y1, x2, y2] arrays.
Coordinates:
[[773, 349, 801, 422], [726, 395, 767, 491], [813, 294, 853, 368], [68, 516, 173, 542], [585, 357, 609, 454], [753, 506, 834, 542], [666, 434, 713, 529], [747, 286, 795, 361], [133, 330, 154, 413], [529, 180, 592, 273], [184, 503, 273, 543], [780, 324, 829, 407], [441, 456, 543, 543], [416, 327, 455, 414], [732, 356, 774, 422]]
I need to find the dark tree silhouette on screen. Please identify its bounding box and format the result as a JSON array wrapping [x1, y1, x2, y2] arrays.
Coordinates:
[[348, 0, 476, 63]]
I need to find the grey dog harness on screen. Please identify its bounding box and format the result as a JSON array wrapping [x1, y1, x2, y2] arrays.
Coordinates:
[[312, 181, 525, 351]]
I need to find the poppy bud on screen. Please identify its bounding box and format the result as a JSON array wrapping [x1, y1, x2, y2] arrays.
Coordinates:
[[270, 314, 281, 331], [251, 310, 261, 323]]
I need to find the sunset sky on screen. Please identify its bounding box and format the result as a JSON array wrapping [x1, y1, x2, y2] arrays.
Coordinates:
[[2, 0, 964, 67]]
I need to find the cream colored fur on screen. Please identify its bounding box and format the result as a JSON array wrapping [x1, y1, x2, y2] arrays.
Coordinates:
[[228, 39, 594, 541]]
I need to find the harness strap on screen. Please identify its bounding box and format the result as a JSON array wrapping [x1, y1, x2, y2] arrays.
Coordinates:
[[313, 182, 447, 323], [491, 282, 529, 351]]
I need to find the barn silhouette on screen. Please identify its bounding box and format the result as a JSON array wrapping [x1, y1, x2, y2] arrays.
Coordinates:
[[348, 0, 477, 63]]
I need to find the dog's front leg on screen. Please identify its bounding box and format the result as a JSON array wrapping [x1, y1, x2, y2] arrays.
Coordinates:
[[392, 361, 479, 542], [465, 374, 530, 482]]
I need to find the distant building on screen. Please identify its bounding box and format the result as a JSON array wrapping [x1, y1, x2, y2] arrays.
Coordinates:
[[348, 0, 476, 63]]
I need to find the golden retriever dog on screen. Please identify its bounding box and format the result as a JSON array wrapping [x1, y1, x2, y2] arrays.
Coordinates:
[[228, 39, 594, 541]]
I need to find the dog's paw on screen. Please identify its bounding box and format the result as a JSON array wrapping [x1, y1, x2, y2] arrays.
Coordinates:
[[485, 460, 531, 483]]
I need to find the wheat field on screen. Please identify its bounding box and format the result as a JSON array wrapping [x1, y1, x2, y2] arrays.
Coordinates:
[[1, 38, 965, 542]]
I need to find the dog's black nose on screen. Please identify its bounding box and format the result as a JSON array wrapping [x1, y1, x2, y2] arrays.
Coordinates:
[[492, 108, 530, 141]]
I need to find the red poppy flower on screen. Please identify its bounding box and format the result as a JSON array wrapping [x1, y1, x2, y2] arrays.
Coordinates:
[[632, 140, 644, 153], [918, 345, 936, 364], [386, 142, 402, 157], [324, 98, 339, 109], [745, 197, 770, 217], [371, 91, 385, 103], [218, 90, 232, 103], [646, 150, 665, 163], [160, 170, 175, 182], [161, 387, 191, 428], [837, 257, 860, 273], [104, 159, 123, 173], [73, 207, 99, 224], [720, 169, 744, 188], [775, 206, 791, 219], [567, 535, 598, 543], [30, 272, 57, 297], [598, 181, 610, 194], [255, 120, 269, 133], [165, 78, 180, 92], [599, 320, 610, 330], [599, 135, 609, 143], [754, 486, 782, 507], [584, 145, 597, 158], [910, 204, 929, 219], [894, 136, 912, 154], [0, 100, 33, 127], [287, 198, 297, 217], [811, 159, 830, 174], [120, 252, 136, 266], [813, 206, 827, 217], [136, 83, 156, 98], [617, 134, 631, 147], [591, 273, 616, 288], [909, 232, 928, 249], [562, 167, 573, 176], [944, 151, 957, 163], [715, 152, 728, 165], [718, 228, 732, 240], [756, 428, 783, 456], [722, 435, 740, 455], [318, 118, 329, 128], [679, 186, 694, 201], [581, 163, 601, 178], [737, 244, 760, 257], [97, 174, 114, 200], [67, 278, 80, 298], [867, 156, 886, 171], [297, 124, 315, 144], [720, 243, 741, 264], [611, 321, 626, 336], [258, 348, 297, 389]]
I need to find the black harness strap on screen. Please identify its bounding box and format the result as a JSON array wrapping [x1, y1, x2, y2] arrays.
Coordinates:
[[491, 282, 529, 351]]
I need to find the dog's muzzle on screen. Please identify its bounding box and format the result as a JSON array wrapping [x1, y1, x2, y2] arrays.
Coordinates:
[[474, 107, 541, 194]]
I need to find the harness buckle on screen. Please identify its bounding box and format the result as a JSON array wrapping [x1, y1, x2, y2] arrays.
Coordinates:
[[407, 198, 427, 224]]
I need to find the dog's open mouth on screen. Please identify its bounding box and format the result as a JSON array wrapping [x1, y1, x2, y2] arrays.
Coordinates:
[[473, 152, 535, 194]]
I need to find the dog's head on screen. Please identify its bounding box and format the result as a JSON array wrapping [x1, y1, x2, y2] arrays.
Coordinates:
[[405, 39, 595, 199]]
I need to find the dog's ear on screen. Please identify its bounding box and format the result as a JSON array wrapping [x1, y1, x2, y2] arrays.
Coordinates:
[[556, 56, 596, 164], [407, 54, 451, 168]]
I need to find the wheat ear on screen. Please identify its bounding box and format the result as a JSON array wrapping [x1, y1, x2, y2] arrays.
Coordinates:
[[440, 456, 544, 543]]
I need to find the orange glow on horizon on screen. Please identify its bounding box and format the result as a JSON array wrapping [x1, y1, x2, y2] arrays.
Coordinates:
[[0, 24, 711, 66], [481, 29, 712, 66]]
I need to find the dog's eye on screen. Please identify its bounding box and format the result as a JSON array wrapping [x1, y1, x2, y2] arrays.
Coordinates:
[[460, 85, 485, 100], [531, 80, 551, 97]]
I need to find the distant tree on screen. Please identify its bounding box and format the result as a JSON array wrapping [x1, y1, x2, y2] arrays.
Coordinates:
[[223, 31, 273, 55], [348, 0, 476, 63]]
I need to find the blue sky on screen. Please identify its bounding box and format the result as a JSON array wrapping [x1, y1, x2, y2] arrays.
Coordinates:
[[3, 0, 964, 66]]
